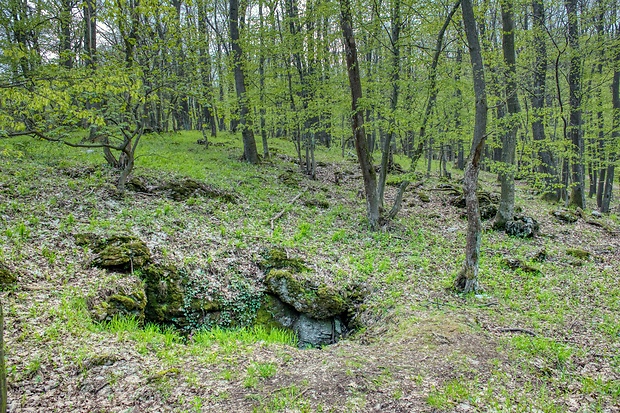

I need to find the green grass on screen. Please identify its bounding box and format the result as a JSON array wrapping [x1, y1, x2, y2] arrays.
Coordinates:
[[3, 130, 620, 412], [192, 325, 298, 349]]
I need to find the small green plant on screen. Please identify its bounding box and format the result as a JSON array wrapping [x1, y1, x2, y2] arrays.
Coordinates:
[[60, 213, 76, 232], [103, 315, 141, 337], [191, 325, 297, 349], [293, 222, 312, 242], [511, 336, 573, 370], [41, 246, 56, 265], [332, 229, 346, 242], [16, 222, 30, 240], [190, 396, 204, 412], [253, 385, 312, 412], [427, 379, 472, 409]]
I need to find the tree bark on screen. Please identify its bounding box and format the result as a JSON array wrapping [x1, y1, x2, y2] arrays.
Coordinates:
[[601, 32, 619, 213], [454, 0, 488, 293], [258, 0, 269, 158], [340, 0, 380, 230], [378, 0, 402, 207], [531, 0, 559, 201], [230, 0, 260, 164], [494, 0, 520, 229], [565, 0, 585, 209], [59, 0, 73, 69], [410, 0, 461, 171]]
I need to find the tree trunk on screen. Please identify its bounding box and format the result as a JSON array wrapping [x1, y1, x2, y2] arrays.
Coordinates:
[[258, 0, 269, 158], [410, 0, 461, 171], [454, 0, 488, 293], [230, 0, 259, 164], [565, 0, 585, 209], [59, 0, 73, 69], [494, 0, 520, 229], [83, 0, 96, 68], [531, 0, 559, 201], [378, 0, 402, 208], [340, 0, 380, 230], [601, 33, 619, 213]]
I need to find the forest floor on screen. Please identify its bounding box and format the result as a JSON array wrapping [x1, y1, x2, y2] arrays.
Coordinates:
[[1, 132, 619, 413]]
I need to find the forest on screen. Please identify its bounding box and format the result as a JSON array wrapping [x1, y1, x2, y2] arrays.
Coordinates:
[[0, 0, 619, 411]]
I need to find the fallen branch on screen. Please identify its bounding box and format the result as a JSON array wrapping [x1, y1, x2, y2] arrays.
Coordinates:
[[270, 190, 305, 229], [496, 327, 537, 337]]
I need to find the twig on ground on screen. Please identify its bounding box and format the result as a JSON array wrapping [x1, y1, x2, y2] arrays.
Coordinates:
[[269, 190, 306, 229], [496, 327, 537, 337]]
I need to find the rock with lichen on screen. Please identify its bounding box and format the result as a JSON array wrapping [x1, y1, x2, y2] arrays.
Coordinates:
[[294, 314, 344, 348], [0, 262, 17, 289], [259, 248, 310, 274], [505, 216, 539, 238], [265, 269, 347, 320], [87, 275, 147, 322], [139, 264, 185, 326], [551, 209, 579, 223], [160, 178, 237, 203], [566, 248, 590, 260], [255, 294, 299, 331], [85, 235, 151, 272]]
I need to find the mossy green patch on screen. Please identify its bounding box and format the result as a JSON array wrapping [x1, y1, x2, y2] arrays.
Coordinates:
[[87, 275, 147, 323], [139, 264, 185, 326], [259, 248, 309, 273], [91, 235, 151, 271], [0, 262, 17, 288], [265, 269, 347, 319], [566, 248, 590, 260]]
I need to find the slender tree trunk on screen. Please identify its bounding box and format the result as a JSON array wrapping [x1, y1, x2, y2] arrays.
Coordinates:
[[230, 0, 259, 164], [455, 47, 465, 170], [565, 0, 585, 208], [601, 33, 619, 213], [59, 0, 73, 69], [197, 2, 217, 139], [258, 0, 269, 158], [378, 0, 402, 208], [494, 0, 520, 229], [454, 0, 488, 293], [595, 6, 606, 208], [531, 0, 559, 201], [340, 0, 380, 230], [410, 0, 461, 171]]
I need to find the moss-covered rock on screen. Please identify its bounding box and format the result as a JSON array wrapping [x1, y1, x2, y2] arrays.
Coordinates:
[[87, 275, 147, 323], [418, 192, 431, 203], [259, 248, 309, 273], [567, 248, 590, 260], [552, 209, 579, 223], [255, 294, 298, 331], [160, 178, 237, 203], [0, 262, 17, 288], [480, 204, 498, 221], [256, 294, 346, 348], [139, 264, 185, 326], [278, 170, 300, 187], [303, 198, 330, 209], [265, 269, 346, 319], [451, 190, 498, 209], [74, 232, 102, 248], [294, 314, 344, 348], [505, 216, 540, 238], [501, 258, 540, 274], [91, 235, 151, 271], [126, 176, 154, 193]]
